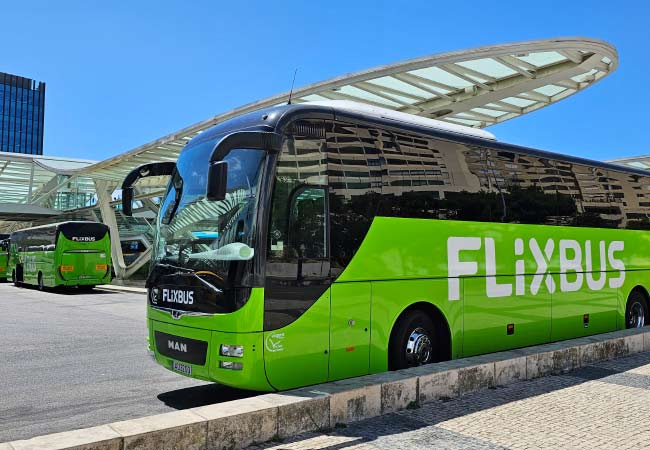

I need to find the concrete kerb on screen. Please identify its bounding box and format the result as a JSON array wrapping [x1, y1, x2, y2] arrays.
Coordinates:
[[97, 284, 147, 295], [5, 328, 650, 450]]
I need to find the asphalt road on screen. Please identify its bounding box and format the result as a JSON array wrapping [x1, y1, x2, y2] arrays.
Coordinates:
[[0, 283, 255, 443]]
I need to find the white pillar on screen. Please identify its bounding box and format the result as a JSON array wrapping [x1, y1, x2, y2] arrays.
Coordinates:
[[94, 180, 127, 279]]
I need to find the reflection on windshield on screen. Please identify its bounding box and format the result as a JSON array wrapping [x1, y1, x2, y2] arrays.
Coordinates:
[[154, 148, 266, 272]]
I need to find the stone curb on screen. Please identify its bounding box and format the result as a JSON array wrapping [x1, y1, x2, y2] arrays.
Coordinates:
[[97, 285, 147, 295], [5, 328, 649, 450]]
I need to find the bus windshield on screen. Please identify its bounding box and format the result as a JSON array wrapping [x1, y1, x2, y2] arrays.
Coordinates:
[[154, 142, 266, 279]]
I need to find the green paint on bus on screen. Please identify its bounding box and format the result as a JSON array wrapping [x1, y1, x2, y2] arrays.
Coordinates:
[[0, 238, 9, 281]]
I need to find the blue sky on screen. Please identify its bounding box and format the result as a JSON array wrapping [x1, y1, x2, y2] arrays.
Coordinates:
[[2, 1, 649, 161]]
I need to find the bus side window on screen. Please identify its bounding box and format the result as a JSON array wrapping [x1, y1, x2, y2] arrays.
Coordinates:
[[288, 187, 328, 260]]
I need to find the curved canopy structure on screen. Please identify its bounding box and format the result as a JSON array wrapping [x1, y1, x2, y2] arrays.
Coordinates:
[[0, 36, 620, 277], [608, 155, 650, 171], [35, 36, 618, 185]]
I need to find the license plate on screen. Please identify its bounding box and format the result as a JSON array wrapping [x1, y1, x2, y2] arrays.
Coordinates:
[[171, 360, 192, 376]]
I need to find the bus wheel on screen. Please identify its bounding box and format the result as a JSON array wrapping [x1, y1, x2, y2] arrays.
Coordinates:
[[12, 270, 18, 286], [37, 272, 44, 291], [388, 309, 436, 370], [626, 290, 649, 329]]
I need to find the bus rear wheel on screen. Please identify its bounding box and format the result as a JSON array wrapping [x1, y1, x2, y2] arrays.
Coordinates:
[[389, 309, 436, 370], [37, 272, 44, 291], [626, 290, 649, 329], [12, 270, 18, 286]]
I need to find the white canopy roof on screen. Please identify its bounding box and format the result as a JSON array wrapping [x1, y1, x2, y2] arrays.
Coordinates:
[[0, 37, 619, 212]]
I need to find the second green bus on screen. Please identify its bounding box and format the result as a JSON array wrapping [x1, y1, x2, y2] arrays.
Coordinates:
[[9, 221, 112, 290]]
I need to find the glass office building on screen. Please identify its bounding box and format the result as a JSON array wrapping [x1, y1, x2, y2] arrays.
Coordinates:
[[0, 72, 45, 155]]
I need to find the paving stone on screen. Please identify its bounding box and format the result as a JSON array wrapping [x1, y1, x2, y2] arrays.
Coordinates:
[[248, 351, 650, 450]]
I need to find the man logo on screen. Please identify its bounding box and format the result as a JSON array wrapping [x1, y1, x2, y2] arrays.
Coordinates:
[[168, 340, 187, 353]]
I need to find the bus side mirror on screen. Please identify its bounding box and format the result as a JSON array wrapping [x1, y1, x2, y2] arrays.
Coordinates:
[[207, 161, 228, 201], [122, 187, 134, 216]]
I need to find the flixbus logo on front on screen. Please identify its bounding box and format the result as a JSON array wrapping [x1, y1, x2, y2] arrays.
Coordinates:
[[447, 237, 626, 301]]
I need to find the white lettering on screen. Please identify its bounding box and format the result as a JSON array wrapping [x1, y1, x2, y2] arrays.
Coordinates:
[[160, 289, 195, 305], [168, 340, 188, 352], [445, 236, 628, 299], [447, 237, 481, 301], [529, 238, 555, 295], [608, 241, 626, 288], [484, 238, 513, 297], [585, 240, 607, 291], [559, 240, 583, 292], [514, 238, 525, 296]]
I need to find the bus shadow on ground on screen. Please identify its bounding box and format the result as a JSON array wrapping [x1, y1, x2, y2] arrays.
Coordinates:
[[10, 284, 119, 295], [0, 281, 120, 295], [250, 352, 650, 450], [157, 384, 257, 410]]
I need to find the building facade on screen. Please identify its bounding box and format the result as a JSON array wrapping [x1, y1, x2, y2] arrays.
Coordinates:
[[0, 72, 45, 155]]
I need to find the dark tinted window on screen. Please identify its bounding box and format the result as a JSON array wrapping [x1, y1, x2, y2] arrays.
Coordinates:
[[58, 222, 109, 241], [327, 120, 650, 234], [327, 122, 383, 274], [289, 187, 328, 259], [265, 122, 330, 330], [605, 170, 650, 229], [11, 225, 56, 251]]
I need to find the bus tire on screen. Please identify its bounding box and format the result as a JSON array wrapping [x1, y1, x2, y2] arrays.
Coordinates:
[[388, 309, 436, 370], [626, 289, 649, 329], [37, 272, 44, 291], [12, 270, 18, 286]]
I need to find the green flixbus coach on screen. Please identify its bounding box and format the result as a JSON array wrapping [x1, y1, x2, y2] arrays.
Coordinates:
[[9, 221, 112, 290], [122, 100, 650, 391], [0, 234, 9, 281]]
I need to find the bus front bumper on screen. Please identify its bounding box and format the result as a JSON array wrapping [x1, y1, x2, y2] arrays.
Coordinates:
[[149, 319, 273, 391]]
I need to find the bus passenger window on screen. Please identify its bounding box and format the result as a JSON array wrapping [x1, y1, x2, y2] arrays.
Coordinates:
[[289, 188, 327, 260]]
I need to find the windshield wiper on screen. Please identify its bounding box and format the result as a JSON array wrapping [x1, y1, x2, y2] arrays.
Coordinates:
[[156, 262, 194, 273], [155, 262, 223, 294]]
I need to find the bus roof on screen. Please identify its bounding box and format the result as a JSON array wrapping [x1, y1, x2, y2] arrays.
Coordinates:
[[189, 101, 650, 179], [10, 221, 108, 234]]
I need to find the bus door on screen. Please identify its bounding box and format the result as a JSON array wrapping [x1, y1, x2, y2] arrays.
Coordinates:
[[264, 132, 332, 390]]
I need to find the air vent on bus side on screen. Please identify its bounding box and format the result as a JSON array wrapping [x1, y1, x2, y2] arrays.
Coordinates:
[[287, 121, 326, 139]]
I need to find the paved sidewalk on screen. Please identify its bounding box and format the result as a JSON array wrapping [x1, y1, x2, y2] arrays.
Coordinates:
[[251, 352, 650, 450]]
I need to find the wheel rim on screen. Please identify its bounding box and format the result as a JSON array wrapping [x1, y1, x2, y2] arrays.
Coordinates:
[[405, 327, 433, 366], [629, 301, 645, 328]]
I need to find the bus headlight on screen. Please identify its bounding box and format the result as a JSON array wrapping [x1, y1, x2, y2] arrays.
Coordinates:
[[219, 361, 243, 370], [220, 344, 244, 357]]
